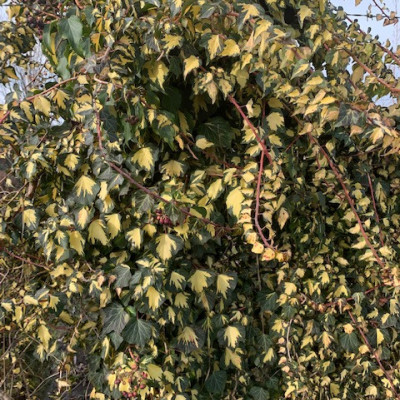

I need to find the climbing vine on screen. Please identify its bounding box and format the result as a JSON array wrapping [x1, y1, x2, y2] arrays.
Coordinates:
[[1, 0, 400, 399]]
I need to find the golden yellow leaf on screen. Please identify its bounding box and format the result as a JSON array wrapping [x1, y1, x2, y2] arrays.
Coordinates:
[[146, 286, 163, 311], [145, 61, 168, 88], [178, 326, 199, 347], [162, 160, 184, 176], [105, 213, 121, 239], [170, 271, 185, 290], [376, 329, 384, 345], [74, 175, 97, 198], [33, 95, 51, 116], [38, 324, 51, 351], [77, 207, 90, 229], [147, 364, 163, 381], [221, 39, 240, 57], [208, 35, 223, 59], [126, 228, 142, 249], [22, 209, 37, 229], [225, 348, 242, 369], [68, 231, 85, 255], [175, 292, 189, 308], [132, 147, 155, 171], [196, 137, 214, 149], [183, 55, 200, 79], [226, 187, 244, 218], [88, 219, 108, 245], [284, 282, 297, 295], [224, 326, 241, 347], [188, 270, 212, 293], [207, 179, 223, 200], [156, 234, 181, 261], [216, 274, 234, 299], [64, 154, 79, 170], [267, 112, 284, 130]]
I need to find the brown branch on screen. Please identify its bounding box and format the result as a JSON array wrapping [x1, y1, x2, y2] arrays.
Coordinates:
[[107, 162, 231, 232], [0, 248, 51, 271], [372, 0, 392, 21], [367, 173, 385, 247], [348, 310, 400, 399], [333, 38, 400, 94], [228, 95, 273, 164], [0, 77, 78, 125], [307, 132, 387, 271], [92, 108, 232, 233]]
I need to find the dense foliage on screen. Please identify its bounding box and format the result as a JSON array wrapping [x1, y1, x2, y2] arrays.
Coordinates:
[[2, 0, 400, 398]]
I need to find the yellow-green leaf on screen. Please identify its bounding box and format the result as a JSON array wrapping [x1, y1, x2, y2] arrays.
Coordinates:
[[88, 219, 108, 245], [126, 228, 142, 249], [267, 112, 284, 130], [184, 55, 200, 79], [216, 274, 234, 299], [208, 35, 223, 59], [188, 270, 212, 293], [226, 187, 244, 218], [38, 324, 51, 351], [105, 213, 121, 239], [68, 231, 85, 255], [156, 234, 182, 261], [147, 364, 163, 381], [33, 95, 51, 116], [224, 326, 241, 348], [132, 147, 155, 171], [221, 39, 240, 57], [146, 286, 163, 311], [207, 179, 223, 200]]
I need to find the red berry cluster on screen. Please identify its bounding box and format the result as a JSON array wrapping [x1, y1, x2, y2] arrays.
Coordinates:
[[112, 353, 148, 399], [155, 209, 173, 226]]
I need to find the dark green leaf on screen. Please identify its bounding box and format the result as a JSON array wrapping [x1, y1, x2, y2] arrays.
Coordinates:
[[122, 318, 152, 347]]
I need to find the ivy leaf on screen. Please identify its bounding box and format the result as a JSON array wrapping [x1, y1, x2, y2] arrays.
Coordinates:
[[216, 273, 237, 299], [250, 386, 270, 400], [59, 16, 83, 55], [184, 55, 200, 79], [114, 265, 132, 288], [205, 370, 227, 394], [340, 332, 360, 352], [103, 302, 128, 335], [74, 175, 100, 205], [224, 326, 242, 348], [121, 318, 152, 347], [198, 117, 234, 148], [33, 96, 51, 116], [188, 270, 212, 293], [146, 286, 165, 311], [156, 234, 183, 261]]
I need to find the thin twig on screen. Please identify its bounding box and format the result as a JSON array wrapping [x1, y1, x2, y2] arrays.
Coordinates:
[[228, 95, 273, 164], [348, 310, 400, 399], [0, 248, 51, 271]]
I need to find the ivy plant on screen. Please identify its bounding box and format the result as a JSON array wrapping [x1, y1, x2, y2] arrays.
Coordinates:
[[1, 0, 400, 399]]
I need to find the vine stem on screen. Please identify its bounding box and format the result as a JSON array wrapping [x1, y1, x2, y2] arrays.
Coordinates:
[[92, 107, 232, 232], [228, 95, 273, 164], [0, 248, 51, 271], [307, 132, 386, 271], [343, 15, 400, 67], [0, 77, 78, 125], [333, 37, 400, 94], [348, 310, 400, 399], [228, 95, 274, 248]]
